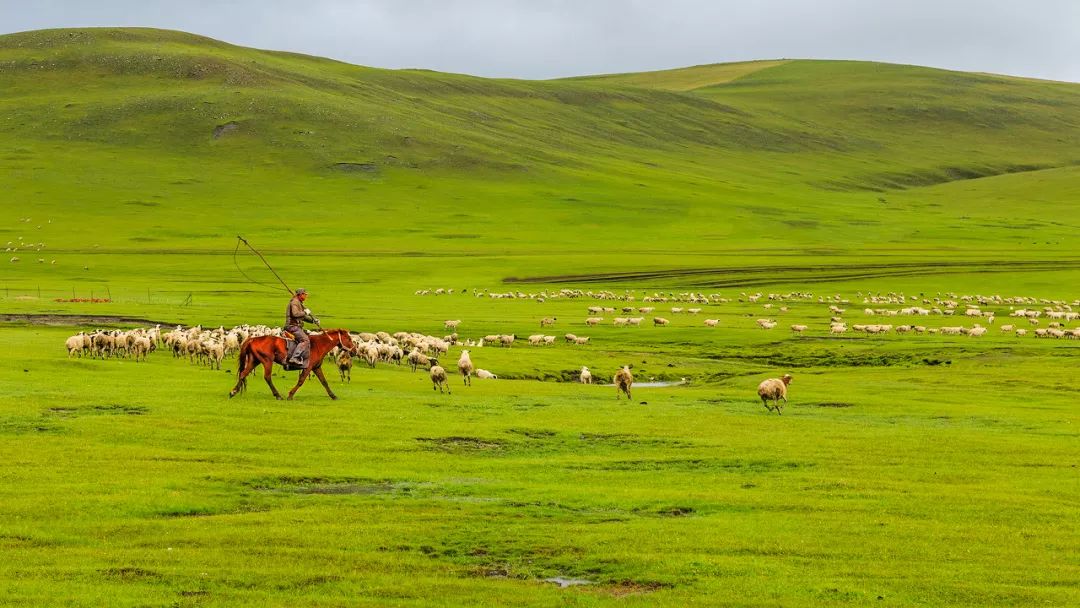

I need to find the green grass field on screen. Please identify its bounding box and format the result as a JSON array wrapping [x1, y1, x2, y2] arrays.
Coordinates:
[[1, 27, 1079, 606]]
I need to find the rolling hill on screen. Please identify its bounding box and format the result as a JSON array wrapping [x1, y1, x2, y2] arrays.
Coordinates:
[[1, 26, 1078, 275]]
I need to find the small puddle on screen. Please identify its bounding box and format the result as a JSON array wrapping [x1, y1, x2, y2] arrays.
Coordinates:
[[602, 378, 689, 388], [544, 577, 594, 588]]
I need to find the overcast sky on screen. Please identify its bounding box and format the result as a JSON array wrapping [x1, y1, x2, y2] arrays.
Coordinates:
[[4, 0, 1079, 82]]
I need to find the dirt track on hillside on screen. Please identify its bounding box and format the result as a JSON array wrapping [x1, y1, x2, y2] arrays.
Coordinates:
[[0, 314, 176, 327], [505, 259, 1080, 288]]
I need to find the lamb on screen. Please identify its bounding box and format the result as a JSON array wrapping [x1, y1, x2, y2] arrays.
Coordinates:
[[336, 350, 353, 382], [757, 374, 792, 415], [430, 365, 451, 394], [653, 317, 670, 326], [579, 366, 592, 384], [457, 349, 474, 386], [613, 365, 633, 400], [476, 369, 497, 379]]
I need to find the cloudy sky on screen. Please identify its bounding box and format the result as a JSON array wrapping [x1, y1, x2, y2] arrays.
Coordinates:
[[4, 0, 1079, 82]]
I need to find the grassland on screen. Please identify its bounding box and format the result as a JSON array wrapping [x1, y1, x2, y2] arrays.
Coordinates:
[[1, 27, 1079, 606]]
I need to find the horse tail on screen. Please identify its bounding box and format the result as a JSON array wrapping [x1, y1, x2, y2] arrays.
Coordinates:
[[235, 338, 253, 394]]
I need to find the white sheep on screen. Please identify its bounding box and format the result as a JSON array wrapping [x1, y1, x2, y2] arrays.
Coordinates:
[[579, 366, 592, 384], [704, 319, 719, 327], [790, 324, 808, 334], [457, 349, 474, 386], [757, 374, 792, 415], [430, 365, 451, 394], [476, 369, 497, 379]]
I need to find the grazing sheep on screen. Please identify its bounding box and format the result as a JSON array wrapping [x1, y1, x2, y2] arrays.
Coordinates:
[[579, 366, 592, 384], [585, 317, 603, 326], [704, 319, 719, 327], [476, 369, 497, 379], [499, 334, 516, 348], [444, 319, 461, 330], [336, 350, 353, 383], [757, 374, 792, 415], [457, 349, 474, 386], [653, 317, 670, 326], [430, 365, 451, 394], [613, 365, 633, 400], [539, 317, 557, 327]]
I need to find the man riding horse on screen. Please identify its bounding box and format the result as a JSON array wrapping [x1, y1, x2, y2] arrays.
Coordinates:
[[285, 288, 319, 367]]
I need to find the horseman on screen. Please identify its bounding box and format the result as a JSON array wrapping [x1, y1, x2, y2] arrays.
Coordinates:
[[285, 288, 320, 367]]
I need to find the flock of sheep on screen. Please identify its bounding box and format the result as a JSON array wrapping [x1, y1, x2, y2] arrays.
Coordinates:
[[58, 287, 1080, 411]]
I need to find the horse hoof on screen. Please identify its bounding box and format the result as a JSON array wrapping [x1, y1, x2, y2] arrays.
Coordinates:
[[330, 395, 338, 400]]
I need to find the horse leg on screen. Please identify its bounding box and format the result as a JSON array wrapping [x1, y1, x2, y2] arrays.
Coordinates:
[[230, 354, 259, 398], [287, 368, 312, 400], [313, 366, 337, 400], [263, 360, 283, 400]]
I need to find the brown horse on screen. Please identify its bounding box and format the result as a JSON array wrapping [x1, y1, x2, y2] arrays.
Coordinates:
[[229, 329, 356, 400]]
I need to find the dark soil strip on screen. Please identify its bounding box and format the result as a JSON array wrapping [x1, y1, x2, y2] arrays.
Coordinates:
[[506, 259, 1080, 287], [0, 314, 177, 327]]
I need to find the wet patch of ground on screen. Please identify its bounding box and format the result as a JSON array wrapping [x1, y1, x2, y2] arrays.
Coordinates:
[[0, 313, 177, 326]]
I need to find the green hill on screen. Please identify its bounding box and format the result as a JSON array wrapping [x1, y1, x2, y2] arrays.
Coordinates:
[[1, 26, 1079, 268]]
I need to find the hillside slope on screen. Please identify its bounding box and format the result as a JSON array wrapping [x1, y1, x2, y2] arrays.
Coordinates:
[[1, 27, 1078, 261]]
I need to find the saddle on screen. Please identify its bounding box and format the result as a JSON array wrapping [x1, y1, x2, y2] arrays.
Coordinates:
[[281, 331, 307, 370]]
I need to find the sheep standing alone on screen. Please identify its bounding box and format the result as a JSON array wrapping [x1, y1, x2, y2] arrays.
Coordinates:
[[336, 350, 353, 383], [430, 365, 451, 394], [613, 365, 633, 400], [580, 366, 592, 384], [457, 349, 474, 386], [757, 374, 793, 415]]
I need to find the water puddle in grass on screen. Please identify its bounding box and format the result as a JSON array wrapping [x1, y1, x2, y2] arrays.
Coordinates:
[[544, 577, 594, 588], [601, 378, 689, 388]]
